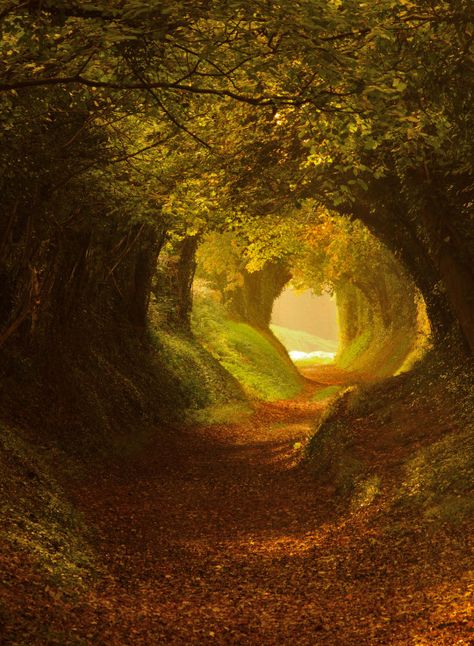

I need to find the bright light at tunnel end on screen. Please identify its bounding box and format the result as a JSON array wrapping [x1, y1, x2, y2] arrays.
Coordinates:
[[289, 350, 336, 361]]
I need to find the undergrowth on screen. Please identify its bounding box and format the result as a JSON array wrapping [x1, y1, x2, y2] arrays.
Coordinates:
[[307, 349, 474, 524], [0, 422, 96, 591]]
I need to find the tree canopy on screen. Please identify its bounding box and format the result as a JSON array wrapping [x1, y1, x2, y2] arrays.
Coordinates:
[[0, 0, 473, 354]]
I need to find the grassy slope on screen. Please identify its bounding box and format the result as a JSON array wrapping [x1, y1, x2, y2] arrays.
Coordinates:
[[219, 322, 303, 400], [307, 351, 474, 523], [0, 319, 247, 629], [334, 296, 431, 379], [335, 326, 421, 378], [192, 297, 304, 401]]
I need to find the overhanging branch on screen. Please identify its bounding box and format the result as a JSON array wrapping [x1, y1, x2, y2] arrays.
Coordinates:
[[0, 73, 356, 108]]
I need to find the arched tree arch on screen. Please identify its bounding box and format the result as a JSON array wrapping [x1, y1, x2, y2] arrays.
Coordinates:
[[0, 0, 472, 359]]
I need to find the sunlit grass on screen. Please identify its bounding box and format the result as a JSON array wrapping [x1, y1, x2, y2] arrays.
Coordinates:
[[292, 353, 335, 367], [192, 296, 303, 401]]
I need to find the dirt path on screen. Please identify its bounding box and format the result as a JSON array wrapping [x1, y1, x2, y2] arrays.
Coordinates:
[[67, 376, 473, 645], [74, 394, 336, 644]]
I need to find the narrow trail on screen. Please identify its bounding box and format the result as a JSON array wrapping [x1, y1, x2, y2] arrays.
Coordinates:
[[74, 389, 336, 644], [68, 371, 473, 645]]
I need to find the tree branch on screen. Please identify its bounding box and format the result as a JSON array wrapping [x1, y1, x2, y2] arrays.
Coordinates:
[[0, 73, 355, 109]]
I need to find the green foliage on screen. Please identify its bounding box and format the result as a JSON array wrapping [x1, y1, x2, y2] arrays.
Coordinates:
[[192, 294, 303, 401], [0, 0, 473, 358]]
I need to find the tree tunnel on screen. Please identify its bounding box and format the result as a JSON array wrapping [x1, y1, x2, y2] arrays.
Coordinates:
[[188, 213, 431, 391], [2, 4, 474, 639], [0, 0, 472, 370]]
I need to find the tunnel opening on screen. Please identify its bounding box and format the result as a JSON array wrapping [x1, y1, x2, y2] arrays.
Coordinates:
[[190, 211, 432, 399], [270, 288, 339, 365]]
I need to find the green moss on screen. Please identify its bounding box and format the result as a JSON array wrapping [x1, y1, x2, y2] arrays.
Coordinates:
[[0, 423, 96, 590]]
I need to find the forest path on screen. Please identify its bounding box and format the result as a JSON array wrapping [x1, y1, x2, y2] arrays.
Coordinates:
[[70, 370, 473, 645], [74, 383, 336, 644]]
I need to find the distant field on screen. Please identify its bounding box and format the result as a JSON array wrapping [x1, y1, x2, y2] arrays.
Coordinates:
[[270, 324, 339, 354], [290, 353, 335, 367]]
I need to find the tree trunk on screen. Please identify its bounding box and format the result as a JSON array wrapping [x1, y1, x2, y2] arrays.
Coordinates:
[[226, 260, 291, 329], [175, 235, 199, 330], [419, 203, 474, 352], [350, 198, 457, 345], [154, 235, 200, 331], [126, 227, 167, 329]]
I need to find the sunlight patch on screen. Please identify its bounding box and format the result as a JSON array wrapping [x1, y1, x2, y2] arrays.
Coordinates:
[[289, 350, 336, 361]]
